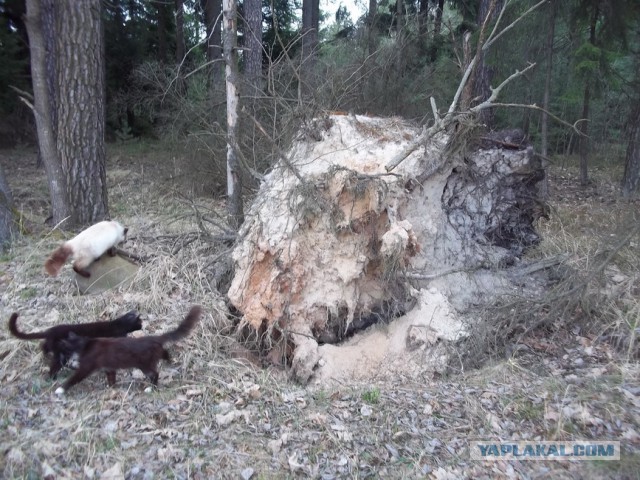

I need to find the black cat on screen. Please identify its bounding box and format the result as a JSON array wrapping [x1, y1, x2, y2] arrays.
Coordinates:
[[56, 306, 202, 394], [8, 311, 142, 378]]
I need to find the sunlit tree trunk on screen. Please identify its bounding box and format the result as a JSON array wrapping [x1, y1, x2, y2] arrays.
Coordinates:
[[25, 0, 71, 226], [223, 0, 244, 227], [55, 0, 108, 224]]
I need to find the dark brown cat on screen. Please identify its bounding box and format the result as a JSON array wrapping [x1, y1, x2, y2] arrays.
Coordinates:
[[55, 305, 202, 394], [8, 311, 142, 378]]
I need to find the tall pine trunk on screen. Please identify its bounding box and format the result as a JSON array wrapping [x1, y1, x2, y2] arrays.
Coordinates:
[[367, 0, 377, 57], [301, 0, 319, 100], [539, 0, 557, 198], [0, 163, 16, 249], [578, 4, 599, 187], [25, 0, 71, 226], [243, 0, 263, 94], [223, 0, 244, 228], [175, 0, 186, 63], [621, 103, 640, 197], [201, 0, 223, 88], [56, 0, 108, 225]]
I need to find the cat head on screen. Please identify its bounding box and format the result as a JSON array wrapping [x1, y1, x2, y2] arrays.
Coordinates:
[[118, 310, 143, 331], [59, 331, 89, 357]]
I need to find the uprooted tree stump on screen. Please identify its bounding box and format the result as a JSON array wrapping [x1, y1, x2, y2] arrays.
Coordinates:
[[228, 114, 546, 384]]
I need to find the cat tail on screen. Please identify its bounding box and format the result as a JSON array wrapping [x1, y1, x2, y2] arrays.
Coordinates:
[[45, 244, 73, 276], [160, 306, 202, 343], [8, 313, 46, 340]]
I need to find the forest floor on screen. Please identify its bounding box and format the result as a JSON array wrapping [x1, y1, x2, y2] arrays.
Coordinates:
[[0, 143, 639, 480]]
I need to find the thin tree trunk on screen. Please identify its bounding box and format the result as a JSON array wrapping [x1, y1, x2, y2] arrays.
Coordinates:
[[25, 0, 71, 226], [367, 0, 377, 56], [301, 0, 319, 99], [56, 0, 108, 224], [157, 2, 169, 63], [243, 0, 263, 94], [418, 0, 428, 41], [579, 5, 599, 187], [223, 0, 244, 228], [473, 0, 503, 128], [621, 103, 640, 197], [434, 0, 444, 36], [202, 0, 223, 88], [0, 163, 16, 249], [175, 0, 186, 63], [539, 0, 557, 198]]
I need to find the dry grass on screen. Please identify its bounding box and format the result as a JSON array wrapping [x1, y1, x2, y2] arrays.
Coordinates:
[[0, 148, 639, 479]]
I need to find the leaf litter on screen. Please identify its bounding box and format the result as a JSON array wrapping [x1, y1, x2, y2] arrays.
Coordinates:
[[0, 150, 639, 479]]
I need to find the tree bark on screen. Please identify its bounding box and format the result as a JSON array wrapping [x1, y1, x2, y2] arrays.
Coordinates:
[[223, 0, 244, 228], [201, 0, 223, 87], [175, 0, 186, 64], [25, 0, 71, 226], [621, 103, 640, 197], [0, 163, 16, 249], [578, 5, 599, 187], [539, 0, 557, 198], [56, 0, 109, 224], [367, 0, 377, 56], [473, 0, 503, 128], [433, 0, 444, 36], [156, 1, 170, 63], [418, 0, 429, 41], [301, 0, 319, 98], [243, 0, 263, 94]]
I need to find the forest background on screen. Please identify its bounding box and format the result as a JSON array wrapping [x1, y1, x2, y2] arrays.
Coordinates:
[[0, 0, 639, 223]]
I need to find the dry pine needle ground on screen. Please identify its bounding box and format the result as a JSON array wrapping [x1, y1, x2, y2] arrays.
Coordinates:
[[0, 147, 639, 479]]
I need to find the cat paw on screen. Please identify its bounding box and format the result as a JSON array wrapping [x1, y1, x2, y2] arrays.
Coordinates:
[[55, 387, 65, 395]]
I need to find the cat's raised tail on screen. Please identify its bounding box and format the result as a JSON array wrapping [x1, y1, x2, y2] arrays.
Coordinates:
[[44, 245, 73, 276], [158, 305, 202, 343], [8, 313, 46, 340]]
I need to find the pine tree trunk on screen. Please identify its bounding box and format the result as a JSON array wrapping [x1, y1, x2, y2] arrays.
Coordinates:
[[538, 0, 557, 198], [418, 0, 428, 41], [0, 163, 15, 249], [56, 0, 108, 225], [223, 0, 244, 228], [434, 0, 444, 36], [175, 0, 185, 63], [243, 0, 263, 94], [579, 6, 599, 187], [156, 2, 169, 63], [301, 0, 319, 99], [473, 0, 503, 128], [202, 0, 223, 88], [621, 103, 640, 197], [25, 0, 71, 226], [367, 0, 377, 56]]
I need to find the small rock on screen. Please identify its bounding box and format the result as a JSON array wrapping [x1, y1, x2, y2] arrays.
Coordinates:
[[240, 467, 255, 480]]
